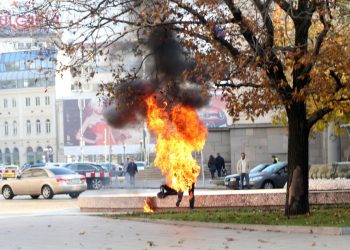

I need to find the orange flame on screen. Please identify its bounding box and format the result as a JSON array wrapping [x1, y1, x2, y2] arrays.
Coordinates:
[[146, 97, 207, 192], [143, 197, 155, 213]]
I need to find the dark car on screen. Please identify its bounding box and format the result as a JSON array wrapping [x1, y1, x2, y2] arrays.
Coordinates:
[[19, 162, 46, 175], [249, 162, 288, 189], [100, 163, 125, 176], [62, 162, 110, 190], [224, 163, 271, 189]]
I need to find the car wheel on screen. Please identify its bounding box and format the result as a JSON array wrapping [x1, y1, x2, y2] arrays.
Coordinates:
[[2, 186, 14, 200], [30, 195, 40, 199], [91, 178, 102, 190], [42, 185, 54, 199], [262, 181, 274, 189], [69, 192, 80, 199]]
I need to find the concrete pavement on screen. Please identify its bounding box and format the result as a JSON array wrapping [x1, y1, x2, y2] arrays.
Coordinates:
[[0, 214, 350, 250]]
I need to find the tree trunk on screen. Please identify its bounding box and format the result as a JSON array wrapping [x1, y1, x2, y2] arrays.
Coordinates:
[[285, 102, 310, 216]]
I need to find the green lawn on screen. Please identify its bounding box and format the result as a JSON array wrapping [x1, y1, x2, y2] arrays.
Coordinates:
[[115, 206, 350, 227]]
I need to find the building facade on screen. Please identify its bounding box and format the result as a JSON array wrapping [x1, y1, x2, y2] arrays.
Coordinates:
[[0, 34, 57, 166]]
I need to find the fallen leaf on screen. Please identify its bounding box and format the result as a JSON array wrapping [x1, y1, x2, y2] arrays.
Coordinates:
[[311, 242, 316, 246], [79, 231, 86, 235], [147, 241, 155, 247], [226, 237, 236, 242], [258, 239, 268, 243], [178, 239, 185, 244]]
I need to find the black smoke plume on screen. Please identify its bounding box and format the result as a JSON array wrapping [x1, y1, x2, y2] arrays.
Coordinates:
[[103, 28, 210, 129]]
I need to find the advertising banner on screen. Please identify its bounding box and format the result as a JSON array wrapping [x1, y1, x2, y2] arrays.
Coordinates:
[[63, 98, 149, 156]]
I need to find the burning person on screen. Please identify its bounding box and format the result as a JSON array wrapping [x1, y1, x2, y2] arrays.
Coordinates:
[[176, 184, 195, 209]]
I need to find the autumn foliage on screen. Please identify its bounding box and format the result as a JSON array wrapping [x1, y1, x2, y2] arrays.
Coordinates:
[[20, 0, 350, 215]]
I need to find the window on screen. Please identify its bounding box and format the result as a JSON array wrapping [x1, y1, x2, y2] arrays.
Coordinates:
[[12, 98, 16, 108], [26, 147, 34, 164], [45, 96, 50, 106], [26, 120, 31, 135], [13, 147, 19, 165], [36, 119, 41, 134], [45, 119, 51, 134], [35, 97, 40, 106], [31, 169, 48, 177], [3, 99, 8, 108], [4, 121, 8, 136], [21, 170, 33, 178], [13, 121, 17, 136], [25, 97, 30, 106], [49, 168, 75, 175]]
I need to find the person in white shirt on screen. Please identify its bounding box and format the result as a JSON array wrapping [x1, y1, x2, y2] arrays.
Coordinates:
[[236, 152, 250, 189]]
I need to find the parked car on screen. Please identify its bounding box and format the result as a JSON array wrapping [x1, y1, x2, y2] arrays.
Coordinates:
[[0, 167, 87, 200], [19, 162, 46, 175], [62, 162, 111, 190], [224, 163, 271, 189], [0, 165, 19, 179], [135, 161, 147, 170], [100, 163, 125, 176], [249, 162, 288, 189], [45, 162, 67, 168]]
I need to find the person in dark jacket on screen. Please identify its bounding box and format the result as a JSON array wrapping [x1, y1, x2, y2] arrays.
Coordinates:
[[215, 153, 225, 177], [126, 158, 138, 186], [208, 155, 217, 179]]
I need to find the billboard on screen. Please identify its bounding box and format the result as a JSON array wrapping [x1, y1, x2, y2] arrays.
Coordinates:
[[63, 98, 150, 156], [63, 94, 232, 156], [0, 10, 59, 36], [198, 94, 232, 128]]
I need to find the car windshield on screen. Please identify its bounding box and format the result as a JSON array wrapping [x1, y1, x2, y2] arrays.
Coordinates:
[[49, 168, 76, 175], [250, 164, 269, 173], [136, 162, 145, 166], [90, 164, 104, 171], [262, 162, 286, 173]]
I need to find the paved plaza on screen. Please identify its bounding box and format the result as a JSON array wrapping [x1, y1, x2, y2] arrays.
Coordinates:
[[0, 192, 350, 250]]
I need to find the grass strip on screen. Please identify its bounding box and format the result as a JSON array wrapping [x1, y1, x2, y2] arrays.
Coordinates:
[[114, 206, 350, 227]]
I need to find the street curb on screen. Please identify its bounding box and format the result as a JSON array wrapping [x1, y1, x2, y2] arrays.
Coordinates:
[[117, 217, 350, 236]]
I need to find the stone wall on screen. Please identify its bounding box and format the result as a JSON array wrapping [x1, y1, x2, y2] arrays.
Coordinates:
[[229, 124, 288, 174], [202, 124, 350, 176], [309, 163, 350, 179]]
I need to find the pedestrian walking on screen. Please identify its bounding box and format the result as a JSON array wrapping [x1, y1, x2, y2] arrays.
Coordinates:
[[126, 158, 138, 186], [236, 152, 250, 189], [215, 153, 225, 177], [208, 155, 217, 179]]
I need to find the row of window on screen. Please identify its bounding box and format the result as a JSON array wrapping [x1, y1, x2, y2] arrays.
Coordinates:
[[0, 145, 53, 165], [0, 78, 55, 90], [25, 96, 51, 107], [3, 119, 51, 136], [1, 96, 50, 108]]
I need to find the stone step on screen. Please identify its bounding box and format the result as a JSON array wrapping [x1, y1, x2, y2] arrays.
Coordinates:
[[136, 163, 232, 180]]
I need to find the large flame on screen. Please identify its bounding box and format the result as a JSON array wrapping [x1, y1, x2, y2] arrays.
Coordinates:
[[146, 96, 207, 192]]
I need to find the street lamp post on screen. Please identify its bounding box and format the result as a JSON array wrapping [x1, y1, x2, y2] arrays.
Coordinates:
[[78, 96, 85, 162], [123, 143, 126, 163]]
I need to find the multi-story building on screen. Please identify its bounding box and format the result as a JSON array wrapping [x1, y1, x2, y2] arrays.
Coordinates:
[[0, 31, 57, 166]]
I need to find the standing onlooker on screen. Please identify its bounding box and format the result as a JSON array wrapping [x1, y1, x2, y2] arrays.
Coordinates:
[[215, 153, 225, 177], [126, 158, 138, 186], [236, 152, 250, 189], [272, 155, 279, 164], [208, 155, 217, 179]]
